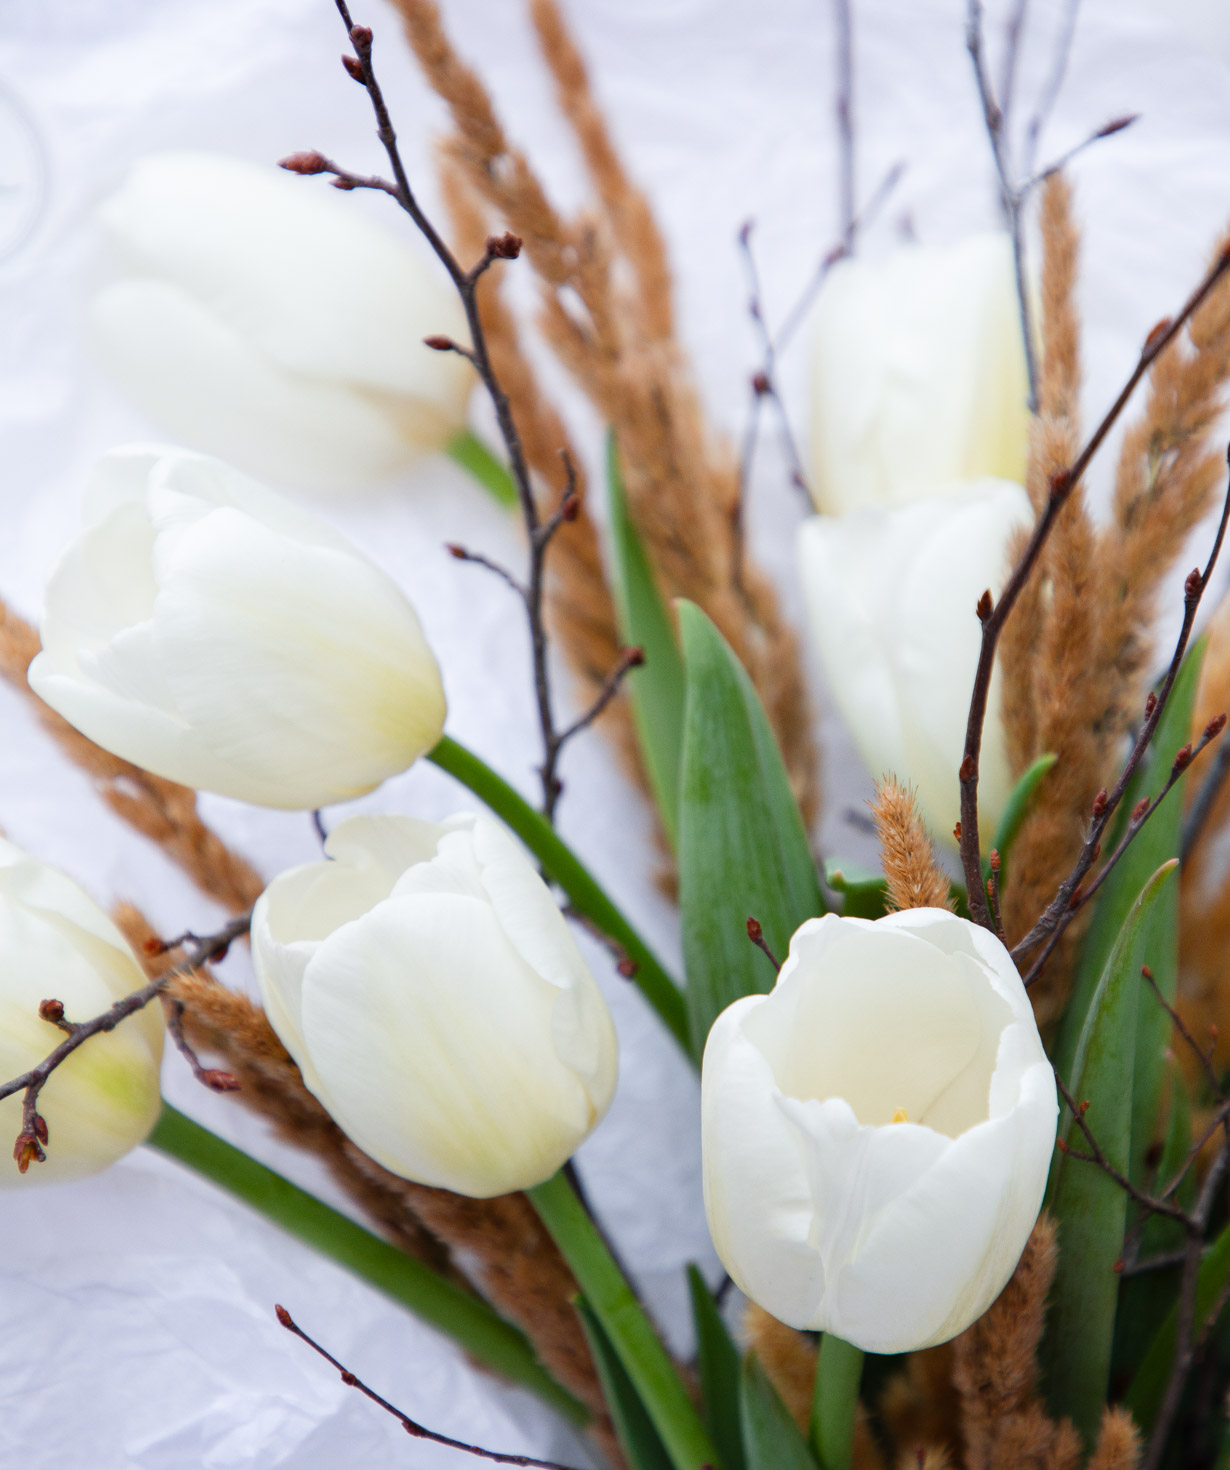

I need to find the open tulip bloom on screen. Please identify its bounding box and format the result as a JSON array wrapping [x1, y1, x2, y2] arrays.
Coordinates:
[[702, 909, 1058, 1354]]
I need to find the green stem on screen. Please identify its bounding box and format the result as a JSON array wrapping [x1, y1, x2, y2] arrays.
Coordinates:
[[810, 1334, 863, 1470], [149, 1104, 587, 1426], [429, 734, 690, 1056], [447, 428, 518, 508], [528, 1170, 718, 1470]]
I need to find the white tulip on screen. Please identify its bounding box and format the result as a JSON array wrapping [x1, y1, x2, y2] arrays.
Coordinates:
[[0, 838, 163, 1185], [810, 233, 1030, 515], [702, 908, 1056, 1353], [797, 477, 1032, 845], [29, 445, 446, 810], [89, 152, 473, 494], [252, 813, 618, 1197]]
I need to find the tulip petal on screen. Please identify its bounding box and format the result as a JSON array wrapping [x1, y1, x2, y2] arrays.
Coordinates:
[[90, 280, 421, 493], [297, 892, 599, 1196]]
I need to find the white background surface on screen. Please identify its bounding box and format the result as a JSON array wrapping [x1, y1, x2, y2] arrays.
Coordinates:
[[1, 0, 1229, 1464]]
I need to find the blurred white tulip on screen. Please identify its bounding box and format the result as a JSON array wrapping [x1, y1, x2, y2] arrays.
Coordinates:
[[809, 233, 1030, 515], [90, 152, 474, 494], [702, 908, 1056, 1353], [252, 813, 618, 1197], [30, 445, 446, 810], [797, 477, 1032, 845], [0, 838, 163, 1185]]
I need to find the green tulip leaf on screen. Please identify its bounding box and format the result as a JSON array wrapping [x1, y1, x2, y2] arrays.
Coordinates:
[[687, 1265, 746, 1470], [446, 427, 519, 508], [575, 1296, 675, 1470], [983, 751, 1057, 885], [1045, 859, 1180, 1445], [678, 601, 825, 1060], [740, 1352, 820, 1470], [148, 1105, 586, 1424], [607, 433, 687, 849], [1053, 639, 1205, 1173], [823, 859, 889, 920]]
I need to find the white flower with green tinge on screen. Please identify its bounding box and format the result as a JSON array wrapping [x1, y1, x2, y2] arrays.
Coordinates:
[[30, 445, 446, 810], [0, 838, 164, 1184], [90, 152, 473, 493], [252, 813, 619, 1198]]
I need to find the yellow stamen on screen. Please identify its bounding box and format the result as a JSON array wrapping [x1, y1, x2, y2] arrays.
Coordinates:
[[891, 1106, 909, 1124]]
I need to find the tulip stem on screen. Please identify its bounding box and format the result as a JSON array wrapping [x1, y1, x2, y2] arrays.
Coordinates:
[[447, 428, 518, 509], [527, 1170, 718, 1470], [429, 734, 690, 1056], [148, 1103, 589, 1426], [810, 1334, 864, 1470]]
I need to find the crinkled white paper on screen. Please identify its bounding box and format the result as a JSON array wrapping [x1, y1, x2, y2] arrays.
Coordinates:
[[0, 0, 1229, 1464]]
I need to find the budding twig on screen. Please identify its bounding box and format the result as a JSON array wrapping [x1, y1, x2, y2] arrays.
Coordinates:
[[958, 261, 1230, 929], [276, 1306, 583, 1470], [746, 916, 781, 973], [1011, 475, 1230, 977], [292, 5, 627, 826], [5, 912, 250, 1171]]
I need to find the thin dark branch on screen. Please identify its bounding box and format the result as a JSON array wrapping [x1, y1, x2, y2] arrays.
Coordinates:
[[311, 809, 329, 849], [1142, 963, 1225, 1101], [303, 6, 583, 826], [1023, 0, 1082, 177], [958, 262, 1230, 928], [1024, 112, 1138, 193], [1120, 1247, 1190, 1279], [446, 543, 529, 605], [554, 646, 644, 747], [1182, 733, 1230, 860], [998, 0, 1030, 126], [775, 160, 905, 353], [746, 916, 781, 973], [1052, 1068, 1188, 1225], [276, 1307, 582, 1470], [831, 0, 855, 245], [1020, 713, 1227, 989], [162, 997, 240, 1094], [966, 0, 1039, 409], [6, 912, 250, 1171]]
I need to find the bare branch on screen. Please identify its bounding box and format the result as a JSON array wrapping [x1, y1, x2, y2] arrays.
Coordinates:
[[6, 912, 250, 1171], [276, 1306, 583, 1470], [957, 261, 1230, 928], [746, 916, 781, 973]]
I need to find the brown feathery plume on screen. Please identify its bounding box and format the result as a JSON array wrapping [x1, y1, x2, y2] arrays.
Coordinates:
[[1085, 1407, 1142, 1470], [437, 161, 644, 788], [116, 904, 616, 1445], [1179, 588, 1230, 1070], [0, 603, 262, 913], [953, 1214, 1082, 1470], [397, 0, 818, 819], [879, 1344, 959, 1460], [741, 1306, 885, 1470], [742, 1303, 816, 1430], [527, 0, 673, 344], [871, 777, 955, 913], [1100, 227, 1230, 736], [997, 176, 1105, 1030]]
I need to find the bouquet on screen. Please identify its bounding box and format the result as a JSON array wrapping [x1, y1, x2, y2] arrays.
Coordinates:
[[5, 2, 1230, 1468]]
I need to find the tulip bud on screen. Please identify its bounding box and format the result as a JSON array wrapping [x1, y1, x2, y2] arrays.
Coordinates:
[[796, 477, 1033, 846], [29, 445, 446, 810], [0, 839, 163, 1184], [88, 152, 473, 493], [701, 908, 1056, 1353], [809, 233, 1030, 515], [252, 813, 618, 1196]]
